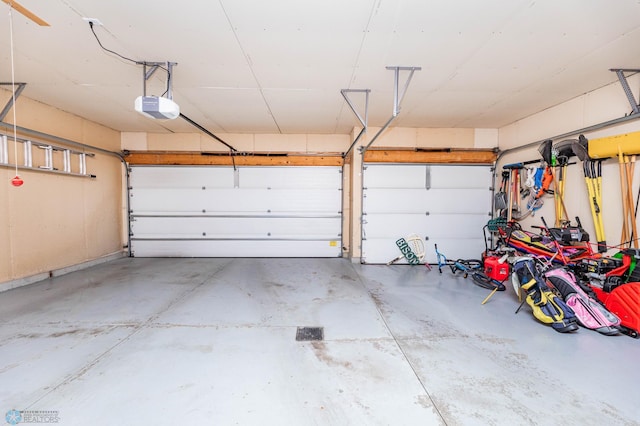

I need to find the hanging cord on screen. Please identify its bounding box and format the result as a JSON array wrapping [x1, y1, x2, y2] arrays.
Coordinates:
[[89, 21, 141, 66], [8, 5, 19, 177]]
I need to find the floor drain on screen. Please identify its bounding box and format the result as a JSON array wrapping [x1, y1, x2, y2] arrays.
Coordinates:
[[296, 326, 324, 341]]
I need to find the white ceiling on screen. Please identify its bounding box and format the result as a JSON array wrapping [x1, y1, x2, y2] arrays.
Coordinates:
[[1, 0, 640, 136]]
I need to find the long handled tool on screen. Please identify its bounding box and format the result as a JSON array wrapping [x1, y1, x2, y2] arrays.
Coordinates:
[[588, 159, 606, 252], [630, 155, 638, 248], [619, 147, 631, 246], [623, 154, 638, 248], [511, 167, 524, 219], [552, 139, 577, 227], [538, 140, 570, 223], [506, 167, 513, 222], [554, 160, 568, 227], [572, 137, 606, 252]]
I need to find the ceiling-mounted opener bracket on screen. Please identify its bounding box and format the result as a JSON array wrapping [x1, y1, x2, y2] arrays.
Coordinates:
[[361, 66, 421, 154], [140, 61, 177, 100], [388, 66, 421, 117], [341, 89, 370, 158], [0, 82, 26, 122], [610, 68, 640, 115]]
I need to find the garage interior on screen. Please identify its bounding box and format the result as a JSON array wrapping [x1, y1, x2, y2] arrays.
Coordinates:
[[2, 1, 640, 425]]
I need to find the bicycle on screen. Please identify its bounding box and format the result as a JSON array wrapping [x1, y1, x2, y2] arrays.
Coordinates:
[[434, 244, 507, 292]]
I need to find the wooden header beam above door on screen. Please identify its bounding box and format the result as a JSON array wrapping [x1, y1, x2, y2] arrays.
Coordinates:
[[123, 151, 345, 166], [124, 148, 497, 167], [362, 148, 497, 164]]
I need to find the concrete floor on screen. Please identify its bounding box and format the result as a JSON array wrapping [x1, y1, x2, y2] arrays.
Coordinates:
[[1, 258, 639, 426]]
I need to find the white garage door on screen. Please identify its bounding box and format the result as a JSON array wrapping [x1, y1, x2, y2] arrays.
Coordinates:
[[129, 166, 342, 257], [361, 164, 492, 264]]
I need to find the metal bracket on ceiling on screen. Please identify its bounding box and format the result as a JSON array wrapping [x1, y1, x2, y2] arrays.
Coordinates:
[[140, 62, 236, 154], [341, 89, 370, 158], [0, 82, 26, 122], [388, 66, 421, 117], [361, 66, 421, 153], [341, 89, 370, 128], [141, 61, 177, 99], [610, 68, 640, 115]]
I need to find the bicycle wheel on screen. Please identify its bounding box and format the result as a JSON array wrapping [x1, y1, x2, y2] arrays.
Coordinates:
[[453, 259, 483, 277], [456, 259, 483, 269], [471, 271, 506, 291]]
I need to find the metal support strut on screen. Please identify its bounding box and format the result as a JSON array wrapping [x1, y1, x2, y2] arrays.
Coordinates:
[[611, 68, 640, 115], [340, 89, 370, 158], [361, 66, 421, 153], [140, 61, 177, 100], [0, 82, 26, 121]]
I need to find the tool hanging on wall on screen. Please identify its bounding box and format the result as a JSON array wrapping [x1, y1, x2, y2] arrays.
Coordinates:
[[513, 167, 535, 220], [554, 160, 567, 226], [585, 130, 640, 249], [539, 140, 570, 225], [511, 166, 522, 219], [502, 163, 527, 221], [572, 135, 606, 253], [523, 166, 545, 215], [592, 159, 605, 250], [619, 147, 638, 249], [626, 154, 638, 248], [500, 161, 551, 221], [552, 139, 577, 227], [494, 171, 509, 211]]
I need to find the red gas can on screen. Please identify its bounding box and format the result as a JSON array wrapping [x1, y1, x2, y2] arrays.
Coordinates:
[[484, 256, 510, 281]]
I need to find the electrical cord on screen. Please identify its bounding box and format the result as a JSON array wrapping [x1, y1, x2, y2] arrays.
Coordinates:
[[89, 21, 139, 66], [88, 21, 169, 96]]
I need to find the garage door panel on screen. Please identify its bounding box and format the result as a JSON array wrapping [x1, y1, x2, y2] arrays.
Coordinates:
[[239, 167, 341, 188], [131, 166, 235, 189], [132, 240, 340, 257], [364, 188, 490, 214], [361, 164, 490, 264], [363, 214, 428, 238], [130, 166, 342, 257], [130, 166, 342, 190], [131, 216, 341, 239], [429, 166, 492, 189], [363, 165, 428, 188], [363, 164, 491, 189], [363, 214, 486, 239], [131, 188, 341, 214]]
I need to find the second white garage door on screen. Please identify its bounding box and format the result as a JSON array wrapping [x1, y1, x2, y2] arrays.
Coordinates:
[[361, 164, 492, 264], [129, 166, 343, 257]]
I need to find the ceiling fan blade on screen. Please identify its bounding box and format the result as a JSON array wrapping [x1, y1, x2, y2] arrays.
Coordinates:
[[2, 0, 50, 26]]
